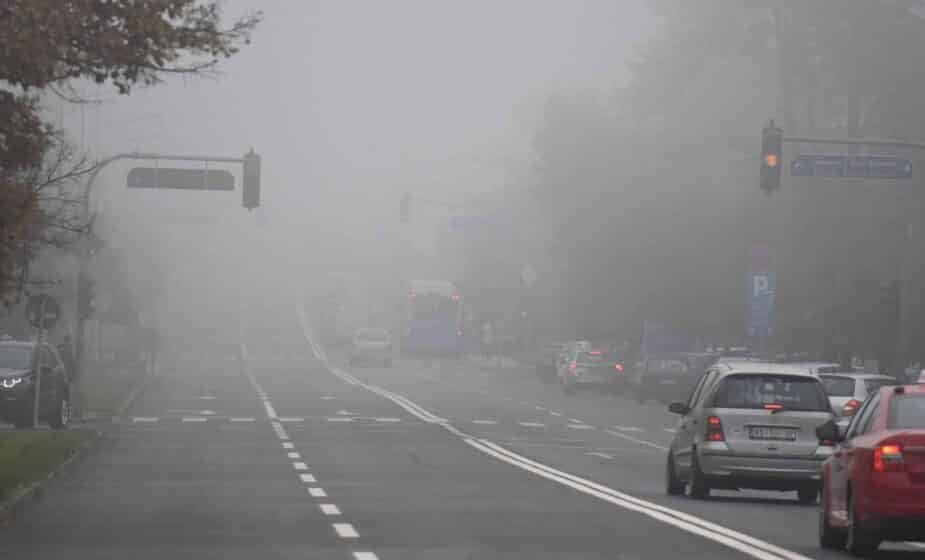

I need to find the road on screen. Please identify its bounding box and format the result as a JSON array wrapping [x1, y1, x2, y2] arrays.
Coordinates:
[[2, 298, 924, 559]]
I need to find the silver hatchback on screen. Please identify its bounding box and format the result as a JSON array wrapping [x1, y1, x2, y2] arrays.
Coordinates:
[[665, 363, 834, 503]]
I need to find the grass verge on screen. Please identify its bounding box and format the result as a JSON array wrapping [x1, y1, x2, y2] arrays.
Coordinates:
[[0, 431, 91, 501]]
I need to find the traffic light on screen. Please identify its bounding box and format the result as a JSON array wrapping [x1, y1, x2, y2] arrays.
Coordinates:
[[77, 275, 96, 320], [760, 120, 783, 193], [242, 149, 261, 210], [400, 193, 411, 223]]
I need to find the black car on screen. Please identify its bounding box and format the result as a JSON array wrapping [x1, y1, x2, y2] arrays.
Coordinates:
[[0, 340, 71, 429], [633, 352, 717, 404]]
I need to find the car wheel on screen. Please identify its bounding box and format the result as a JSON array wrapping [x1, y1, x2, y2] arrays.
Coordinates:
[[845, 491, 880, 556], [665, 451, 686, 496], [688, 451, 711, 499], [798, 485, 819, 505], [49, 392, 70, 430], [819, 484, 847, 550]]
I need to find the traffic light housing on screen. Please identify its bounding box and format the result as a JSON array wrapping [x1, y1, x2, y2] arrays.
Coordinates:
[[77, 275, 96, 320], [400, 193, 411, 223], [242, 149, 261, 210], [760, 121, 783, 193]]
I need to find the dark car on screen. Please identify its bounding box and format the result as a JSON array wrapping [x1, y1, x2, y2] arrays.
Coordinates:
[[634, 352, 717, 404], [0, 339, 71, 429]]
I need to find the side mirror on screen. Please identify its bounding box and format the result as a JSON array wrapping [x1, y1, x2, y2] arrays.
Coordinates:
[[668, 402, 690, 415], [815, 419, 845, 444]]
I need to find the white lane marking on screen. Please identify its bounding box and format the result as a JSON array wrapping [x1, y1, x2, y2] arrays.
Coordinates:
[[321, 396, 336, 400], [333, 523, 359, 539], [131, 417, 159, 423], [292, 462, 308, 471], [282, 442, 295, 449], [604, 429, 669, 451], [319, 503, 341, 516], [287, 452, 301, 459], [518, 422, 545, 428], [167, 409, 216, 415], [308, 487, 327, 497], [375, 417, 401, 423], [504, 397, 513, 401], [327, 417, 353, 423], [568, 418, 584, 424], [195, 395, 217, 400], [519, 401, 529, 405], [535, 405, 547, 411], [471, 419, 498, 425], [354, 552, 379, 560], [230, 417, 256, 422], [612, 425, 643, 433], [337, 409, 358, 416], [299, 473, 317, 483], [906, 542, 925, 549], [271, 421, 290, 440], [278, 417, 305, 422], [182, 417, 207, 423], [550, 412, 563, 417], [264, 401, 278, 419], [468, 438, 812, 560], [664, 428, 677, 433], [586, 452, 614, 460], [568, 424, 595, 430]]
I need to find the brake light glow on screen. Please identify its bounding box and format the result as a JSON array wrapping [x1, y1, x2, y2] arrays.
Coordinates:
[[589, 350, 602, 356], [457, 329, 463, 337], [873, 443, 904, 472], [568, 361, 577, 375], [408, 291, 416, 299], [842, 399, 861, 416], [614, 363, 624, 372], [706, 415, 725, 442], [451, 294, 461, 301], [764, 403, 783, 411]]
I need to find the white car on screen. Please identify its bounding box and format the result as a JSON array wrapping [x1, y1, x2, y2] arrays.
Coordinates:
[[349, 328, 393, 367]]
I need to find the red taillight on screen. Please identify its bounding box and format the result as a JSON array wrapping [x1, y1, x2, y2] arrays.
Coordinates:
[[451, 293, 461, 301], [706, 415, 725, 442], [568, 361, 577, 374], [614, 363, 624, 372], [456, 329, 463, 337], [873, 443, 904, 472], [764, 403, 783, 411], [842, 399, 861, 416], [590, 350, 602, 356]]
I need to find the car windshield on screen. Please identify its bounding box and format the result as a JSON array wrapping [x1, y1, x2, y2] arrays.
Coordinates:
[[820, 376, 856, 397], [0, 346, 31, 370], [888, 395, 925, 429], [356, 329, 389, 342], [713, 374, 830, 411]]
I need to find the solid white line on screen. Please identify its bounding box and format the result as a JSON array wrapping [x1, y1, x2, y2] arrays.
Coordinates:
[[568, 424, 595, 430], [319, 503, 341, 515], [535, 405, 547, 411], [518, 422, 545, 428], [471, 419, 498, 425], [287, 452, 301, 459], [604, 429, 668, 451], [230, 417, 256, 422], [549, 412, 563, 417], [182, 417, 207, 423], [333, 523, 359, 538], [271, 421, 289, 440], [282, 442, 295, 449], [278, 417, 305, 422], [374, 417, 401, 423], [568, 418, 584, 424], [585, 452, 614, 460], [327, 417, 353, 423], [353, 553, 379, 560], [612, 425, 643, 432], [664, 428, 677, 433], [299, 474, 317, 483], [131, 417, 159, 423], [292, 462, 308, 471], [264, 401, 278, 419], [308, 487, 327, 497]]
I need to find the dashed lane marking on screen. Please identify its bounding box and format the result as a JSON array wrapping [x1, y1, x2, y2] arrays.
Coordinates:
[[568, 418, 584, 424], [535, 405, 547, 411], [293, 462, 308, 471], [471, 419, 498, 425], [333, 523, 359, 539], [612, 425, 644, 432], [181, 417, 207, 423], [131, 417, 159, 423], [664, 428, 677, 433], [605, 429, 669, 451], [287, 452, 301, 459], [327, 417, 353, 423], [299, 473, 317, 483], [518, 422, 545, 428], [308, 487, 327, 498], [278, 417, 305, 422], [519, 401, 529, 405], [271, 421, 290, 440], [319, 504, 342, 516], [550, 412, 563, 417], [282, 442, 295, 449], [354, 553, 379, 560], [374, 417, 401, 423], [321, 396, 336, 400], [568, 424, 595, 430], [586, 452, 615, 460], [264, 401, 278, 419], [230, 417, 256, 422]]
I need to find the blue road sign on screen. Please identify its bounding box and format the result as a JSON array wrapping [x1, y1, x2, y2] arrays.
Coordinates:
[[747, 272, 775, 338], [790, 155, 912, 179]]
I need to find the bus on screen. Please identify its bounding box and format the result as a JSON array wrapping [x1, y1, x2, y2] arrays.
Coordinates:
[[403, 279, 465, 355]]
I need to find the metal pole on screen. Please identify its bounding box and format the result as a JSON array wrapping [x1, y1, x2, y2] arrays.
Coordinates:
[[32, 297, 46, 428]]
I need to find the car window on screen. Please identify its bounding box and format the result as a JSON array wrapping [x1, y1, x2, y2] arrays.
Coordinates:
[[820, 376, 855, 397], [712, 374, 830, 411], [687, 370, 715, 408], [863, 379, 892, 396], [845, 395, 876, 439], [856, 396, 881, 435], [0, 346, 32, 370], [887, 395, 925, 429]]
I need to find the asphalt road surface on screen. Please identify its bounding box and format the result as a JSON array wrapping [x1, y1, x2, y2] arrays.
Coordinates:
[[3, 299, 924, 559]]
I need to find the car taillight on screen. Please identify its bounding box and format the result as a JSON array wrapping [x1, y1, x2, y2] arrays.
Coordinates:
[[568, 361, 577, 374], [614, 363, 624, 372], [842, 399, 861, 416], [706, 415, 725, 442], [873, 443, 904, 472]]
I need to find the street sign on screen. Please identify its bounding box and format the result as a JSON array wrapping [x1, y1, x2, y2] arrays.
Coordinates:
[[747, 272, 775, 338], [790, 155, 913, 179], [126, 167, 235, 191], [25, 294, 61, 330]]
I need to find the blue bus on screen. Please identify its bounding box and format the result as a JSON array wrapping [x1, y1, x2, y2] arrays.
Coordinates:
[[402, 280, 464, 355]]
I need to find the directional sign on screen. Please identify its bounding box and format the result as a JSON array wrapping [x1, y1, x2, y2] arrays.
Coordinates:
[[25, 294, 61, 330], [126, 167, 235, 191], [790, 155, 912, 179]]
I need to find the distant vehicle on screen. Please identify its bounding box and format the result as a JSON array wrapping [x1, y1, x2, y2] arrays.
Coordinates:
[[633, 352, 717, 404], [817, 384, 925, 554], [665, 362, 834, 503], [535, 341, 568, 383], [557, 347, 627, 394], [349, 327, 393, 367], [786, 362, 842, 376], [0, 340, 71, 429], [402, 280, 464, 355], [819, 373, 897, 417], [918, 370, 925, 384]]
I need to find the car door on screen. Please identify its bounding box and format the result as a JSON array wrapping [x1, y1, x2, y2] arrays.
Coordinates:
[[674, 369, 717, 475], [829, 392, 881, 519]]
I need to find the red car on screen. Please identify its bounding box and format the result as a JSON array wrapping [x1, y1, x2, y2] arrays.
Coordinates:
[[817, 384, 925, 555]]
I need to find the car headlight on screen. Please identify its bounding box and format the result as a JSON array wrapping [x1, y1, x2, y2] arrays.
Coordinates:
[[1, 377, 25, 389]]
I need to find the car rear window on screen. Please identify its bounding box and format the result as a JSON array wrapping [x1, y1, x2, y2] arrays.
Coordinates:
[[820, 376, 856, 397], [577, 351, 605, 365], [888, 395, 925, 429], [713, 374, 830, 411]]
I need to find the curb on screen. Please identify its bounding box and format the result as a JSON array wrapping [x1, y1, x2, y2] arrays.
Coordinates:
[[0, 429, 100, 529]]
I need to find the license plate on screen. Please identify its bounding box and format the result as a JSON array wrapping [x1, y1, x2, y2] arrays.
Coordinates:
[[748, 426, 797, 441]]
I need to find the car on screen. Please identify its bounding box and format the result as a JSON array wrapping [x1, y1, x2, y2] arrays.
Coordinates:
[[817, 384, 925, 555], [557, 347, 626, 394], [0, 339, 71, 429], [633, 352, 717, 404], [819, 373, 897, 417], [918, 370, 925, 384], [786, 361, 842, 375], [535, 341, 568, 383], [348, 327, 393, 367], [665, 362, 834, 503]]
